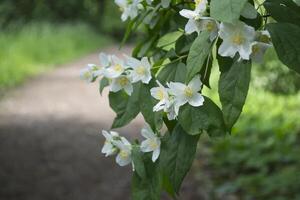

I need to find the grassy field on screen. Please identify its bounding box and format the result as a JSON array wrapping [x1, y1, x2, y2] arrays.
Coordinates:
[[0, 23, 112, 92]]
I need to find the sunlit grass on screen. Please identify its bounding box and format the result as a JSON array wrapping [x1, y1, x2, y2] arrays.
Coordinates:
[[0, 23, 112, 91]]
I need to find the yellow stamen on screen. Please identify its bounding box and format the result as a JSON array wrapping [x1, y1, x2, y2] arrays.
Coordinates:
[[205, 21, 215, 32], [252, 44, 260, 54], [259, 35, 270, 44], [136, 66, 145, 75], [114, 64, 123, 72], [120, 150, 128, 159], [149, 140, 158, 149], [84, 72, 91, 79], [118, 77, 129, 86], [195, 0, 203, 7], [184, 87, 193, 98], [232, 34, 245, 45], [157, 90, 164, 100]]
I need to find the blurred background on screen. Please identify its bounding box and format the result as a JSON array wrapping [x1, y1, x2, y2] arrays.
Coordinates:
[[0, 1, 300, 200]]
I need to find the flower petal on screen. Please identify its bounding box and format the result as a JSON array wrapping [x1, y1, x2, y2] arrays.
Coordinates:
[[189, 93, 205, 107], [152, 147, 160, 162], [188, 75, 202, 92]]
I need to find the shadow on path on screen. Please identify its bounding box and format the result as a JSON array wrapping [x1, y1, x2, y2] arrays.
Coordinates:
[[0, 47, 202, 200]]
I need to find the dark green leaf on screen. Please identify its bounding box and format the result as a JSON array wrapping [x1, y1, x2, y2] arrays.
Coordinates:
[[266, 23, 300, 74], [132, 145, 146, 179], [109, 84, 141, 128], [178, 96, 227, 136], [160, 124, 200, 193], [157, 62, 187, 83], [200, 55, 213, 88], [132, 156, 161, 200], [99, 77, 109, 95], [139, 81, 163, 131], [157, 31, 183, 51], [186, 31, 213, 82], [264, 0, 300, 27], [210, 0, 248, 23], [218, 59, 252, 131], [175, 33, 197, 55]]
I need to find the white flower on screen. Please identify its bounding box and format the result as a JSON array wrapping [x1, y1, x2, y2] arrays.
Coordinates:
[[127, 56, 152, 84], [94, 53, 111, 76], [115, 0, 142, 21], [150, 81, 170, 112], [165, 99, 177, 120], [241, 2, 257, 19], [179, 9, 202, 34], [198, 17, 219, 41], [101, 130, 119, 157], [103, 55, 127, 78], [140, 124, 161, 162], [179, 0, 209, 35], [168, 75, 204, 114], [110, 75, 133, 95], [114, 137, 132, 167], [218, 21, 256, 60], [80, 64, 97, 83], [251, 30, 272, 63], [194, 0, 207, 13]]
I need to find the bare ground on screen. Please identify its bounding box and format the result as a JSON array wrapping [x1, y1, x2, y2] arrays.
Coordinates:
[[0, 47, 202, 200]]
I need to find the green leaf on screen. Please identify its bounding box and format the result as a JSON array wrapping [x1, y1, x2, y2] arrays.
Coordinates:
[[264, 0, 300, 27], [157, 31, 183, 51], [131, 145, 146, 179], [175, 33, 197, 55], [132, 156, 161, 200], [109, 84, 141, 128], [139, 81, 163, 131], [210, 0, 248, 23], [186, 31, 213, 83], [266, 23, 300, 74], [178, 96, 227, 136], [199, 55, 213, 88], [99, 77, 109, 95], [218, 59, 252, 131], [160, 124, 200, 193], [157, 62, 187, 83]]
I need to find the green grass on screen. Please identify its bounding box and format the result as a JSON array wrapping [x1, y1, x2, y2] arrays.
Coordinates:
[[0, 23, 112, 91]]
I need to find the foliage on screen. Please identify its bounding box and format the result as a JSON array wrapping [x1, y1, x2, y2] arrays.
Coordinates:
[[0, 0, 125, 33], [80, 0, 300, 199], [252, 49, 300, 95], [0, 23, 112, 92], [195, 72, 300, 199]]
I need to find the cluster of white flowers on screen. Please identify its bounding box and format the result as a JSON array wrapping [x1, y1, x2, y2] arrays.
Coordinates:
[[179, 0, 272, 62], [151, 75, 204, 120], [80, 53, 152, 95], [115, 0, 143, 21], [101, 124, 161, 169], [115, 0, 171, 22]]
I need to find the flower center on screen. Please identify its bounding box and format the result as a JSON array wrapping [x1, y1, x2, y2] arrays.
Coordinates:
[[195, 0, 203, 7], [136, 66, 145, 75], [184, 87, 193, 98], [252, 44, 260, 54], [84, 71, 91, 79], [259, 35, 270, 44], [157, 89, 164, 100], [114, 64, 123, 72], [205, 21, 215, 32], [118, 77, 129, 86], [232, 34, 245, 45], [120, 150, 129, 159], [149, 139, 158, 149]]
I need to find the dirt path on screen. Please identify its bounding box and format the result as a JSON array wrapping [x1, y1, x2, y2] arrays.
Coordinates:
[[0, 47, 201, 200]]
